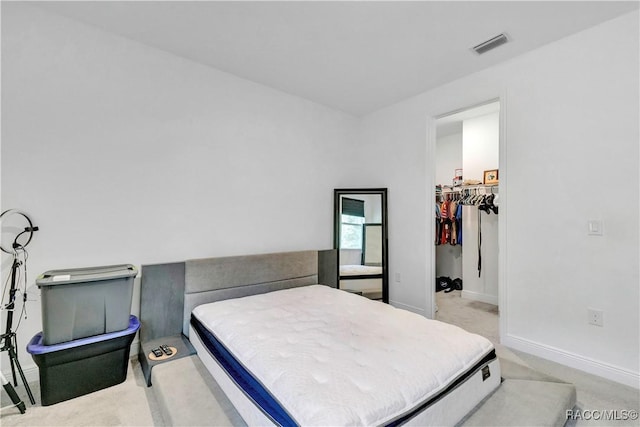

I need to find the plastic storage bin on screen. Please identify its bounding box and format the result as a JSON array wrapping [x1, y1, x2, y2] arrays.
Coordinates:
[[36, 264, 137, 345], [27, 315, 140, 406]]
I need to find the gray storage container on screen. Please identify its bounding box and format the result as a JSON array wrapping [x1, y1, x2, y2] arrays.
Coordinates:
[[36, 264, 137, 345]]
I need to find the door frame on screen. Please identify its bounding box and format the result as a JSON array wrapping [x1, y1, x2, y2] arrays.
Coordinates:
[[426, 96, 508, 344]]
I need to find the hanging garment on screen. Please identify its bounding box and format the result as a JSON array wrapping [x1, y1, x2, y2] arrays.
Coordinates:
[[448, 200, 458, 245], [456, 203, 463, 245], [477, 207, 482, 277], [488, 194, 499, 214], [435, 203, 442, 245], [440, 199, 451, 245], [440, 199, 449, 218], [441, 218, 451, 245]]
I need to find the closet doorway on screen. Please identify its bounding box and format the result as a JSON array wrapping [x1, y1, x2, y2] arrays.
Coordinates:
[[433, 100, 501, 345]]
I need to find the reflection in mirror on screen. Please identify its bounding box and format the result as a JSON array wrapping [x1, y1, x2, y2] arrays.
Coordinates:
[[334, 189, 388, 303]]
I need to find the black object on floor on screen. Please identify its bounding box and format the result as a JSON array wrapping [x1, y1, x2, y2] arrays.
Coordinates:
[[436, 276, 452, 292], [27, 315, 139, 406], [1, 371, 26, 413]]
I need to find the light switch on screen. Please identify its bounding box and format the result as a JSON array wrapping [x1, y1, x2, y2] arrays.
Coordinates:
[[588, 220, 603, 236]]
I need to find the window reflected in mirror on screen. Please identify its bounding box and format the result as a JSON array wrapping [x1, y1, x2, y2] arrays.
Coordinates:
[[334, 189, 388, 303]]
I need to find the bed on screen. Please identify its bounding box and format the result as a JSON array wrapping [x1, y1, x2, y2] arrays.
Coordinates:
[[141, 250, 500, 426], [339, 249, 384, 300], [190, 285, 499, 426]]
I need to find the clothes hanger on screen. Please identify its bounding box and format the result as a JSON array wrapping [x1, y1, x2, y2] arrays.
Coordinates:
[[478, 196, 491, 213]]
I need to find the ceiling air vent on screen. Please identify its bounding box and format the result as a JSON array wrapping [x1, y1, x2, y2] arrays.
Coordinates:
[[472, 33, 509, 55]]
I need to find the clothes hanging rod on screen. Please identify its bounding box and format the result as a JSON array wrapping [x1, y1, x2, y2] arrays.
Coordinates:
[[437, 184, 499, 193]]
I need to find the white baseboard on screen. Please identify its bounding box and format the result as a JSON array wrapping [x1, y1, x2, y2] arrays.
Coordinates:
[[390, 300, 426, 316], [1, 364, 39, 385], [461, 290, 498, 306], [502, 334, 640, 389]]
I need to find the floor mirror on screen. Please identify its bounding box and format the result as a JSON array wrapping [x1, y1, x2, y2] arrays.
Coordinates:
[[333, 188, 388, 303]]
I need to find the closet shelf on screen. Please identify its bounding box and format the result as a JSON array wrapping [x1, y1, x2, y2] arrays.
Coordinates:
[[437, 184, 499, 193]]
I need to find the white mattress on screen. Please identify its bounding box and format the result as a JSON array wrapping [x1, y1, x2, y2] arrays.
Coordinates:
[[191, 285, 500, 426], [339, 264, 383, 276], [339, 277, 382, 296]]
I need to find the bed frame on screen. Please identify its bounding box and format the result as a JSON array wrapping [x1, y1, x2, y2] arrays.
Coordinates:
[[138, 249, 576, 427], [138, 249, 337, 385]]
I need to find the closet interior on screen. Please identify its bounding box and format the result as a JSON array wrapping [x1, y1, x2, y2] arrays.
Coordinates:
[[435, 102, 500, 312]]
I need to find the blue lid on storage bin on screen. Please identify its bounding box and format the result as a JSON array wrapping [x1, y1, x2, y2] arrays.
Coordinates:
[[27, 315, 140, 355]]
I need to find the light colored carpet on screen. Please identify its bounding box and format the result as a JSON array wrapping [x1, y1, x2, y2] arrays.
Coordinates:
[[0, 359, 162, 426], [515, 350, 640, 427], [436, 291, 536, 372], [152, 356, 245, 427], [436, 289, 640, 427], [462, 379, 577, 426], [436, 289, 500, 345]]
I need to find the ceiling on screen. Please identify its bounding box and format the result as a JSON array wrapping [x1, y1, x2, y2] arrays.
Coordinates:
[[34, 1, 638, 116], [436, 101, 500, 137]]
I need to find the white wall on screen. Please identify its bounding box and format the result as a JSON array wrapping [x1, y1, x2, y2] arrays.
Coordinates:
[[1, 4, 359, 375], [461, 205, 498, 305], [463, 112, 499, 183], [461, 112, 499, 303], [435, 245, 462, 280], [359, 11, 639, 386], [435, 132, 462, 186]]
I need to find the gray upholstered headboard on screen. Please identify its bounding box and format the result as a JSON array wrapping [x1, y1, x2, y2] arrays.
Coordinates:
[[139, 249, 337, 342]]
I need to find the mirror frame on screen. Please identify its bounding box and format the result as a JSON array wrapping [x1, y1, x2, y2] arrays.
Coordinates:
[[333, 188, 388, 303]]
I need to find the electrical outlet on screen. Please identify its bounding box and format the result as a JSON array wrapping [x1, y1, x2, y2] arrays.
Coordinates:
[[588, 308, 604, 327]]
